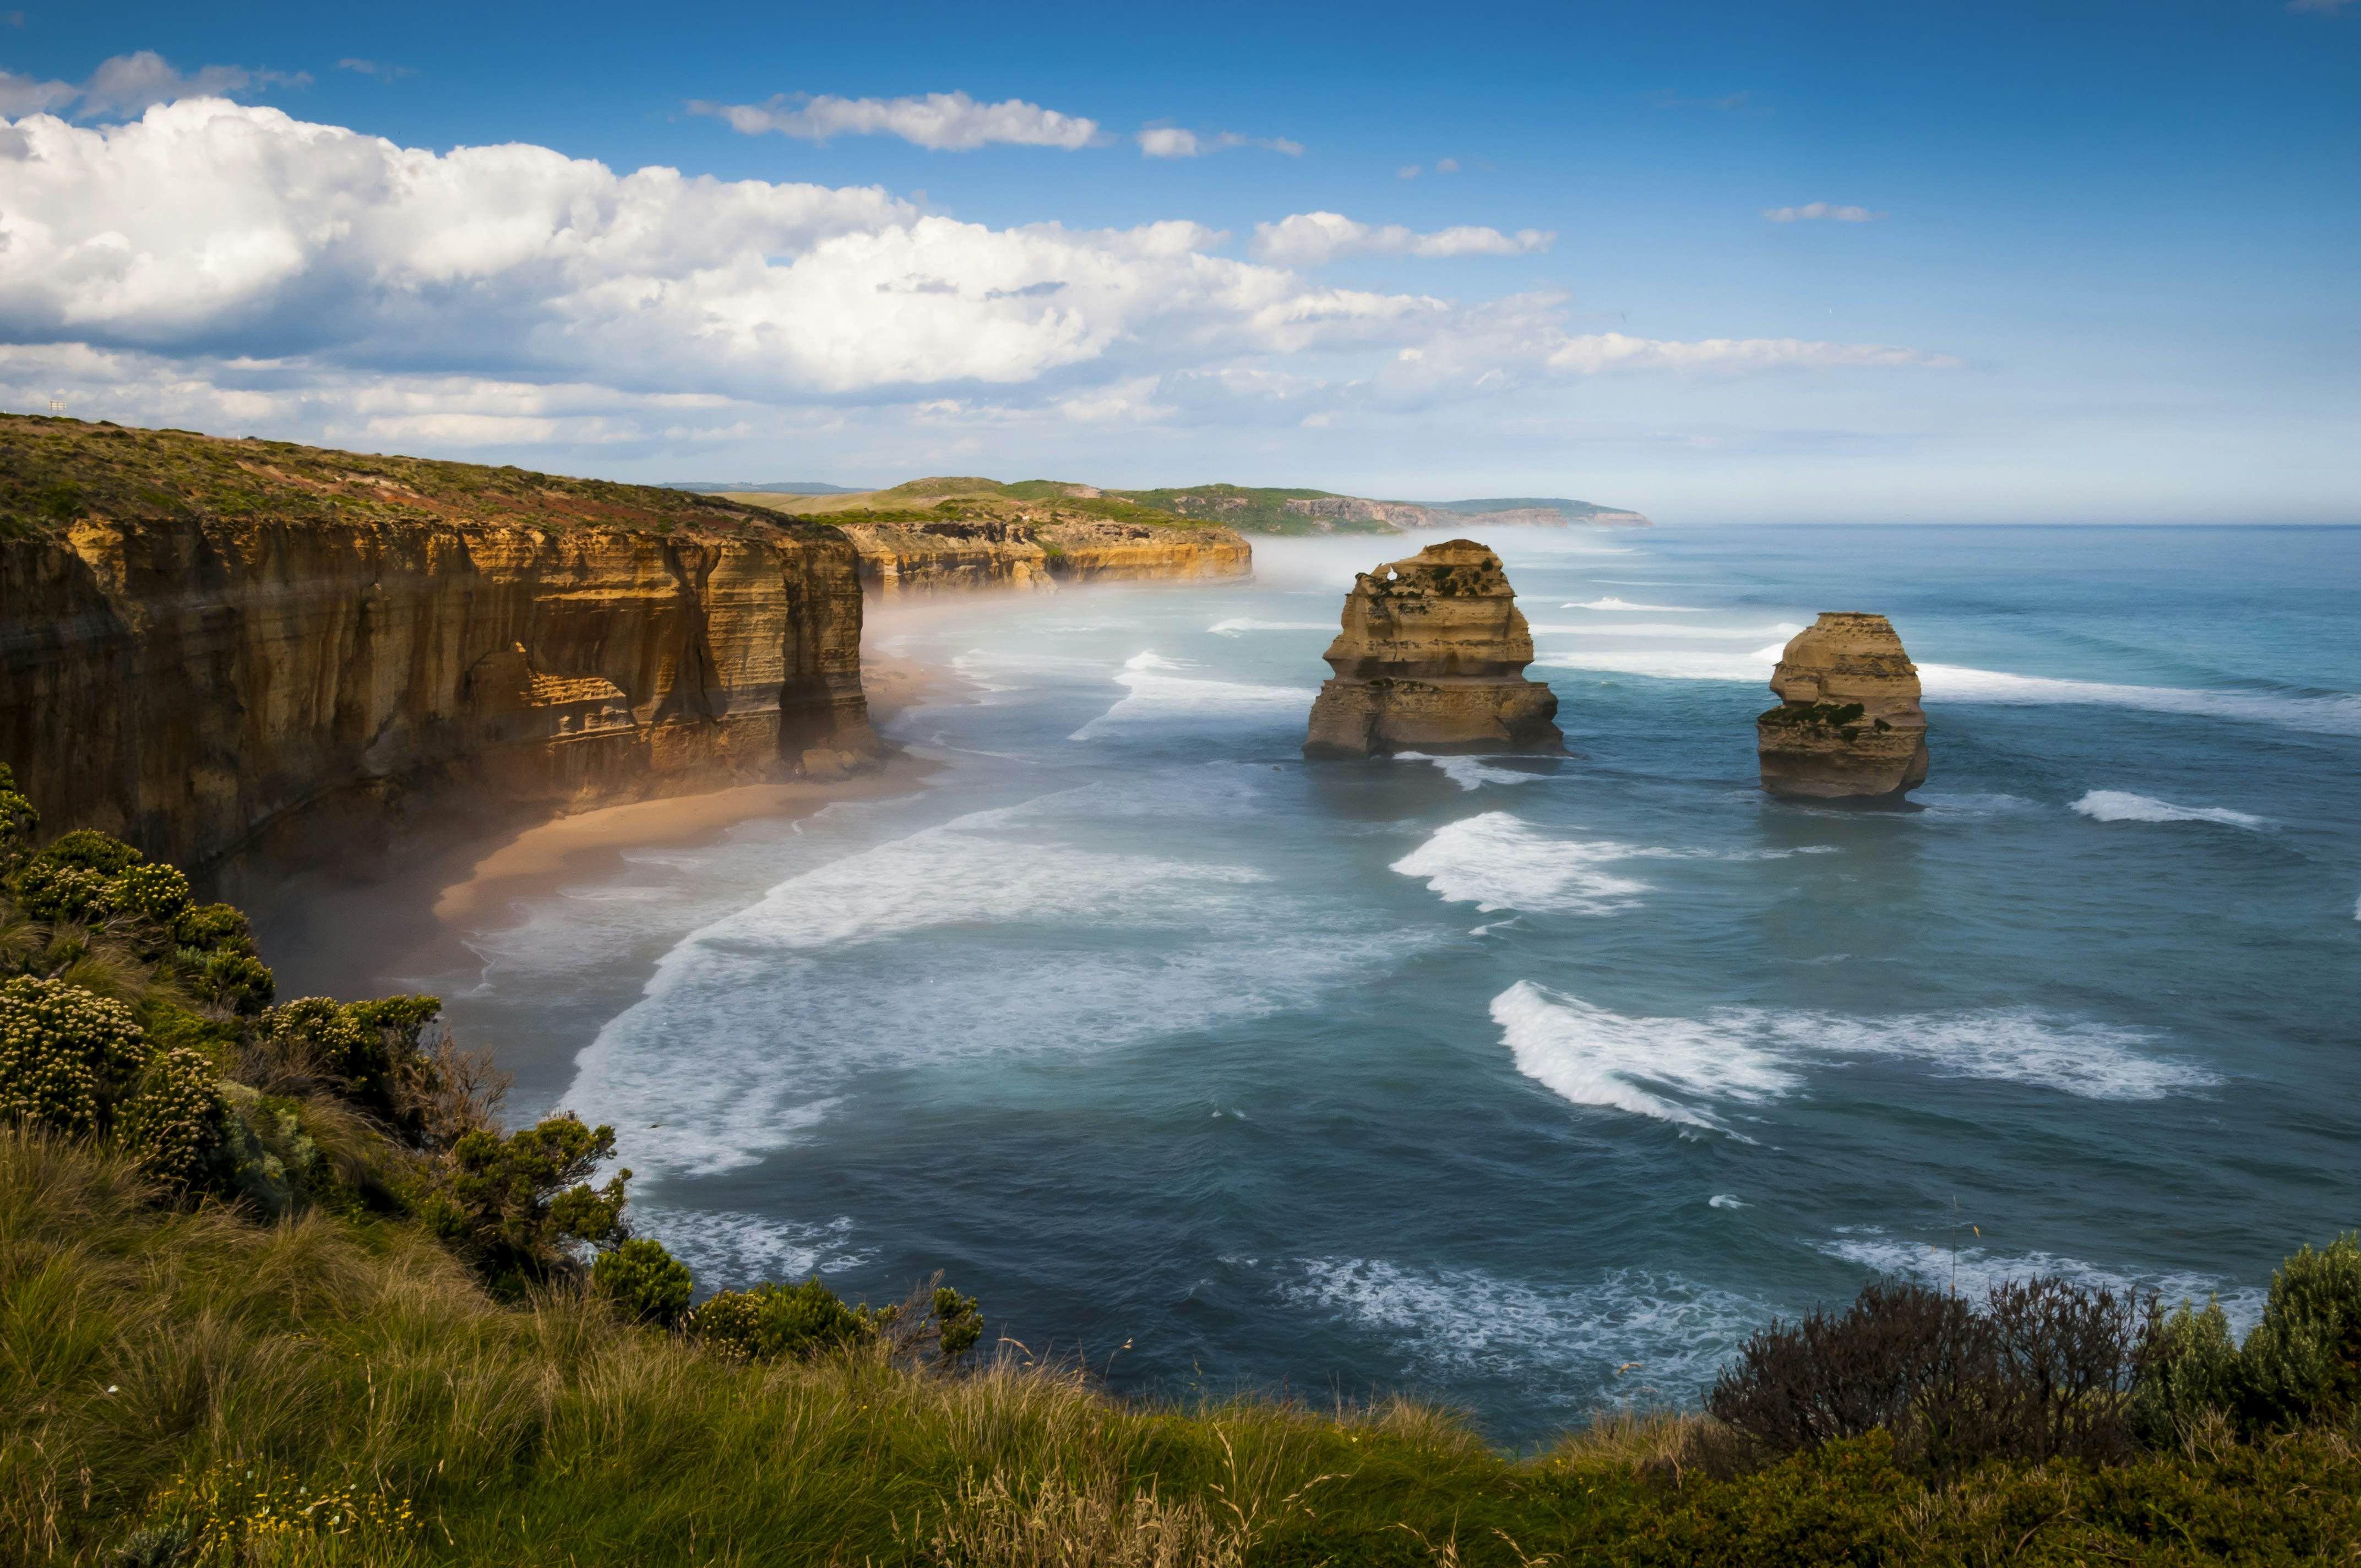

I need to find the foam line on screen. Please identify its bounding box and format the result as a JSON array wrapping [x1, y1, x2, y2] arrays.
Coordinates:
[[2071, 790, 2270, 829]]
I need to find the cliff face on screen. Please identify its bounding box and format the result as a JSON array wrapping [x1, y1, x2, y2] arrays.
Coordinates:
[[1303, 539, 1562, 758], [0, 418, 872, 878], [833, 515, 1252, 597], [1756, 612, 1929, 799]]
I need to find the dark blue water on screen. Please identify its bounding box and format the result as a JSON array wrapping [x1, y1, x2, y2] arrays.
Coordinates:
[[428, 525, 2361, 1444]]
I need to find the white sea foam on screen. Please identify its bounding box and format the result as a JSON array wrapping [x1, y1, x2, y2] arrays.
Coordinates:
[[1490, 981, 1799, 1134], [1285, 1257, 1765, 1399], [1820, 1235, 2266, 1332], [1919, 665, 2361, 737], [1709, 1194, 1748, 1210], [564, 783, 1422, 1175], [1070, 650, 1316, 739], [1393, 753, 1547, 791], [2071, 790, 2270, 829], [1490, 984, 2217, 1136], [632, 1207, 872, 1291], [1208, 617, 1335, 635], [1532, 644, 1789, 682], [1392, 814, 1657, 915], [1564, 597, 1706, 612]]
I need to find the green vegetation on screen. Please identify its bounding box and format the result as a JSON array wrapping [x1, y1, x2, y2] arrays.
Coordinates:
[[7, 760, 2360, 1564], [727, 477, 1233, 535], [0, 413, 831, 542]]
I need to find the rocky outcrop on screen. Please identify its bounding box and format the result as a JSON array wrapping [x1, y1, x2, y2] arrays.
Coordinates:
[[1756, 613, 1929, 799], [1282, 496, 1444, 532], [835, 516, 1251, 597], [0, 513, 873, 878], [1303, 540, 1562, 758]]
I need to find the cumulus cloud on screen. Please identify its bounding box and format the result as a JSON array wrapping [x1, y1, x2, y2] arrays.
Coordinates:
[[1250, 211, 1554, 266], [76, 50, 308, 117], [0, 68, 72, 116], [0, 99, 1952, 452], [1764, 202, 1883, 223], [1136, 124, 1303, 158], [690, 90, 1099, 150]]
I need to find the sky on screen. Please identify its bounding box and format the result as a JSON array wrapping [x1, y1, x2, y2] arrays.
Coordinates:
[[0, 1, 2353, 521]]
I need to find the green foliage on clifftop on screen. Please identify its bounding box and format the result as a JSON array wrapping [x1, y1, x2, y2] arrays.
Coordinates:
[[0, 413, 837, 542]]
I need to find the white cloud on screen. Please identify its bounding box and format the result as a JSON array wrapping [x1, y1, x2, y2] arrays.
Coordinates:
[[1435, 157, 1460, 174], [690, 90, 1099, 151], [336, 58, 415, 80], [1396, 163, 1421, 179], [0, 99, 1954, 456], [1250, 211, 1554, 265], [1137, 125, 1303, 158], [0, 69, 70, 116], [77, 50, 308, 118], [1764, 202, 1883, 223]]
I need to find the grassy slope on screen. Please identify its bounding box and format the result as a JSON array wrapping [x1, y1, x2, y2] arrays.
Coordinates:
[[723, 478, 1234, 533], [11, 1130, 2361, 1566], [0, 415, 830, 542]]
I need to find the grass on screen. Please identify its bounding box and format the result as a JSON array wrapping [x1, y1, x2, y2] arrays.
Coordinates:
[[12, 1130, 2361, 1566], [0, 413, 826, 542]]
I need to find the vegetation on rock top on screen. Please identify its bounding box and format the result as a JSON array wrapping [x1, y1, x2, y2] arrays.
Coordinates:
[[0, 413, 838, 543]]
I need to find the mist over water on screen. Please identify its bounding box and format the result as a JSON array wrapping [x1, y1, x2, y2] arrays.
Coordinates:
[[411, 525, 2360, 1442]]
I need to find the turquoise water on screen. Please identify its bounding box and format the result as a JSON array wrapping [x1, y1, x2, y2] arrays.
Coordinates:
[[421, 525, 2361, 1444]]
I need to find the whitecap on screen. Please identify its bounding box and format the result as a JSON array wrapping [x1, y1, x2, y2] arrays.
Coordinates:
[[1563, 597, 1706, 612], [1526, 622, 1802, 640], [2071, 790, 2270, 829], [1532, 644, 1788, 682], [1819, 1234, 2265, 1332], [1392, 753, 1548, 791], [1920, 665, 2361, 738], [632, 1206, 871, 1291], [1489, 984, 2217, 1136], [1392, 814, 1657, 915], [1709, 1194, 1748, 1210], [1208, 617, 1335, 635], [1283, 1257, 1766, 1400], [1070, 650, 1316, 739]]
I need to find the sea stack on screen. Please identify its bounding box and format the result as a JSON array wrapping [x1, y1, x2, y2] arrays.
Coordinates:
[[1303, 540, 1563, 759], [1756, 613, 1929, 799]]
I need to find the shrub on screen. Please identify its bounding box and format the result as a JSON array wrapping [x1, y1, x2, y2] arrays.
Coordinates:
[[102, 862, 191, 923], [2134, 1296, 2243, 1442], [0, 761, 36, 866], [194, 950, 275, 1014], [251, 997, 385, 1102], [2239, 1233, 2361, 1431], [594, 1237, 694, 1326], [935, 1284, 984, 1363], [0, 974, 148, 1137], [170, 901, 252, 952], [422, 1113, 628, 1293], [115, 1043, 227, 1187], [1709, 1277, 2146, 1477], [693, 1276, 877, 1362]]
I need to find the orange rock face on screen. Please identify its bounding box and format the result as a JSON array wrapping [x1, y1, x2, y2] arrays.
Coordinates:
[[1756, 612, 1930, 799], [1303, 540, 1562, 758]]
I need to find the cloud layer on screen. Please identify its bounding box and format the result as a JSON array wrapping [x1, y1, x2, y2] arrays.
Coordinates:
[[1252, 211, 1553, 265], [1136, 126, 1303, 158], [692, 90, 1100, 150], [1764, 202, 1883, 223], [0, 97, 1952, 454]]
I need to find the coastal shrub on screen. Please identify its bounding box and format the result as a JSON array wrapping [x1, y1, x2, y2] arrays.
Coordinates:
[[100, 862, 191, 924], [693, 1276, 877, 1361], [0, 974, 148, 1137], [2134, 1296, 2243, 1441], [2239, 1232, 2361, 1431], [194, 949, 275, 1014], [170, 900, 252, 952], [594, 1236, 695, 1327], [421, 1113, 629, 1292], [113, 1043, 227, 1188], [1708, 1277, 2146, 1477], [249, 995, 388, 1103], [0, 762, 36, 864], [935, 1283, 984, 1362]]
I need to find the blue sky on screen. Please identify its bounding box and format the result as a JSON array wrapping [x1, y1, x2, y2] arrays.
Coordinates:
[[1, 1, 2353, 520]]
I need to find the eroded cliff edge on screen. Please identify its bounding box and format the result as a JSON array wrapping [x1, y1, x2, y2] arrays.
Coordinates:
[[0, 417, 872, 878]]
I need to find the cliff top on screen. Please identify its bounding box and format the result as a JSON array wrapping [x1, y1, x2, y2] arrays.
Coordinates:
[[0, 414, 830, 543], [723, 476, 1236, 534]]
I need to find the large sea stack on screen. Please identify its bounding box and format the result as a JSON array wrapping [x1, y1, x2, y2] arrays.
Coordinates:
[[1303, 539, 1562, 759], [1756, 612, 1929, 799]]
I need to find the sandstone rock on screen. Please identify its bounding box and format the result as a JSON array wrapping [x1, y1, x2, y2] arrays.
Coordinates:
[[834, 515, 1251, 597], [1303, 540, 1562, 758], [1756, 612, 1929, 799]]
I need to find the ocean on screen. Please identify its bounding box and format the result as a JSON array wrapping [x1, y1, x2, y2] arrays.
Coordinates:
[[405, 524, 2361, 1445]]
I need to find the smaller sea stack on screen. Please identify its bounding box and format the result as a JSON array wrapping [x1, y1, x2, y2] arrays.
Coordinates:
[[1756, 612, 1929, 799], [1303, 539, 1562, 759]]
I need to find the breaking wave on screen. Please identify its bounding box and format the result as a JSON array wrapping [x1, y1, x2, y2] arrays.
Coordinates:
[[2071, 790, 2271, 829], [1392, 753, 1549, 791], [1918, 666, 2361, 737], [1391, 814, 1657, 915], [1071, 650, 1316, 739], [1526, 621, 1802, 640], [1489, 982, 2218, 1136], [1207, 618, 1336, 635], [1564, 597, 1706, 612], [1820, 1234, 2266, 1332]]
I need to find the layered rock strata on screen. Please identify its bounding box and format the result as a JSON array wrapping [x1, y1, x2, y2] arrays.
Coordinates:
[[1, 512, 872, 876], [1756, 612, 1929, 799], [1303, 540, 1562, 758], [829, 516, 1252, 597]]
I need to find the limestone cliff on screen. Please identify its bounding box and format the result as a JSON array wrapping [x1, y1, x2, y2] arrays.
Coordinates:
[[832, 515, 1253, 597], [1303, 540, 1562, 758], [0, 416, 872, 876], [1756, 612, 1929, 799]]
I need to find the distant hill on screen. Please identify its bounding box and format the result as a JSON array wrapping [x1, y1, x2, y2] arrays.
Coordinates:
[[746, 477, 1650, 536], [661, 480, 869, 496]]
